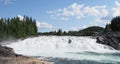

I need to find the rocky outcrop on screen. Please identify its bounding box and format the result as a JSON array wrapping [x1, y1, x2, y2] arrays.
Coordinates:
[[0, 45, 53, 64], [96, 32, 120, 50], [0, 45, 15, 57]]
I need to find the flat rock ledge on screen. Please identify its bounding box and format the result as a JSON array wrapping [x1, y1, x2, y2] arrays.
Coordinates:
[[0, 45, 53, 64]]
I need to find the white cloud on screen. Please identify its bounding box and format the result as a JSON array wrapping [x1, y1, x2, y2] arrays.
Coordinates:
[[83, 6, 100, 16], [47, 3, 109, 21], [47, 3, 84, 20], [83, 5, 108, 17], [112, 1, 120, 17], [17, 15, 24, 21], [62, 8, 75, 16], [36, 21, 53, 29], [46, 1, 120, 30], [0, 0, 14, 5], [67, 3, 84, 19]]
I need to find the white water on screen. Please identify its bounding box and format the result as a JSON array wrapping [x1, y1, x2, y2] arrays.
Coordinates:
[[6, 36, 120, 63]]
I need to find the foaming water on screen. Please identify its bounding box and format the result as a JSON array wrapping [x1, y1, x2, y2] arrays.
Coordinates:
[[6, 36, 120, 63]]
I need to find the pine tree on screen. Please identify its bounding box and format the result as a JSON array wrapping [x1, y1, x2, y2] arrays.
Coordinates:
[[57, 29, 62, 36], [111, 16, 120, 31], [0, 16, 38, 41]]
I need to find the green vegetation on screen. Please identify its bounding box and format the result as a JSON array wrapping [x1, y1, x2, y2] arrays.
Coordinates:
[[104, 16, 120, 32], [111, 16, 120, 31], [38, 26, 104, 36], [104, 24, 111, 32], [0, 16, 37, 41], [67, 26, 104, 36], [77, 26, 104, 36]]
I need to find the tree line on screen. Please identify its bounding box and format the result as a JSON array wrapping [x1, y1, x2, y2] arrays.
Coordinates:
[[0, 16, 37, 41], [38, 26, 104, 36]]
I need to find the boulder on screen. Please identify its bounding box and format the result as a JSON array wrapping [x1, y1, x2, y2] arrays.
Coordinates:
[[0, 45, 15, 57]]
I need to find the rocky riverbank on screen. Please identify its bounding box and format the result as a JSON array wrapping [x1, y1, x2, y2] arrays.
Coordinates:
[[96, 32, 120, 50], [0, 45, 53, 64]]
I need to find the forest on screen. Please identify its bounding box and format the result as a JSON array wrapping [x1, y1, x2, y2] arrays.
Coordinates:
[[0, 16, 37, 41]]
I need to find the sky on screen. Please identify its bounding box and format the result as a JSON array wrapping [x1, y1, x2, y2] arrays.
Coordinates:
[[0, 0, 120, 32]]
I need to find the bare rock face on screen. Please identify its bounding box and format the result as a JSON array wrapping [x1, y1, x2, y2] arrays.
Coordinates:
[[96, 32, 120, 50]]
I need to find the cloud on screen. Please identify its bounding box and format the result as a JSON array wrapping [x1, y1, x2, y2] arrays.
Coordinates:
[[17, 15, 24, 21], [36, 21, 53, 29], [62, 8, 75, 17], [112, 1, 120, 17], [83, 6, 100, 16], [42, 1, 120, 30], [84, 5, 109, 17], [0, 0, 14, 5], [47, 3, 84, 20], [47, 3, 109, 21], [62, 3, 84, 19]]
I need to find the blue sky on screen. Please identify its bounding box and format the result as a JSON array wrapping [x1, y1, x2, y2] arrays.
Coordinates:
[[0, 0, 120, 32]]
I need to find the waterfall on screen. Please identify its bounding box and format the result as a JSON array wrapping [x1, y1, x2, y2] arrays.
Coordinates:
[[6, 36, 116, 56], [6, 36, 120, 63]]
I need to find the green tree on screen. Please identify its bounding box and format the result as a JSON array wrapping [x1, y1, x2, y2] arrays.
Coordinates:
[[111, 16, 120, 31], [0, 15, 38, 41], [57, 29, 62, 36], [104, 24, 111, 32]]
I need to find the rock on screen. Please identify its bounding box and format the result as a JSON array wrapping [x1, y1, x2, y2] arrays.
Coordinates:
[[0, 45, 53, 64], [0, 45, 15, 57], [96, 32, 120, 50]]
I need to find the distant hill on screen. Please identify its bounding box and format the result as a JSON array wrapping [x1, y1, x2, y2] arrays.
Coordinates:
[[77, 26, 104, 36]]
